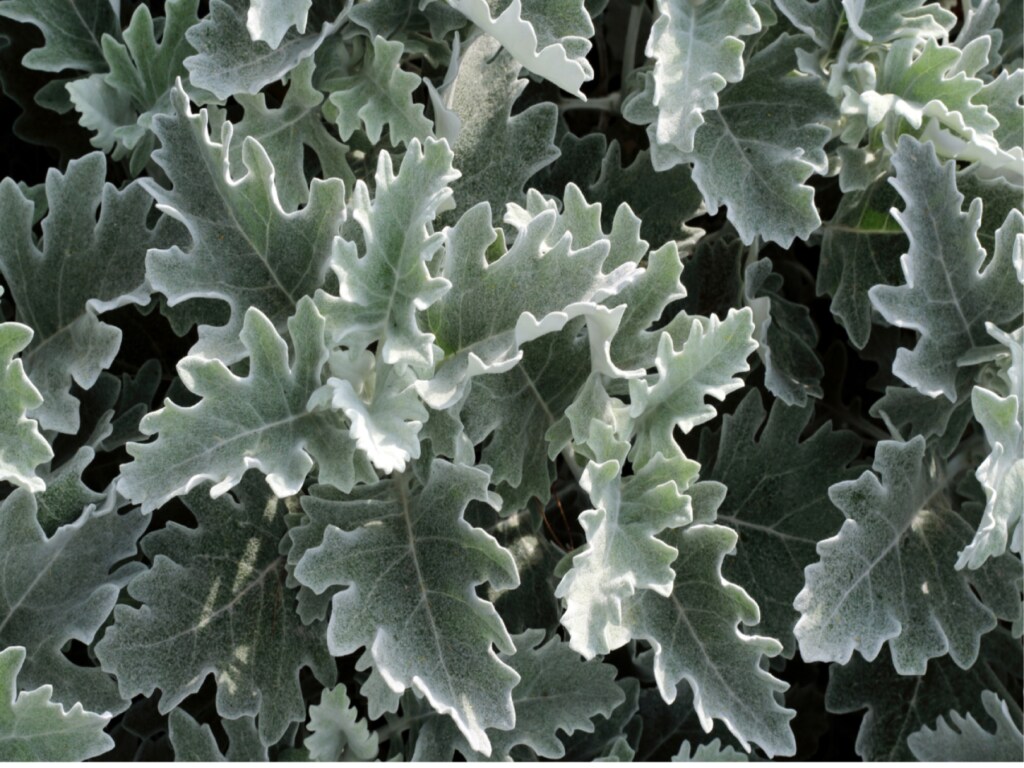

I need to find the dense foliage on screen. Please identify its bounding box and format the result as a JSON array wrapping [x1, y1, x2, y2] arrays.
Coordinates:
[[0, 0, 1021, 761]]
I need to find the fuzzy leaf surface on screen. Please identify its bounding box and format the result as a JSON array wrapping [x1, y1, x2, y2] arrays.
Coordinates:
[[700, 391, 860, 657], [794, 437, 1021, 674], [294, 460, 520, 757], [143, 85, 346, 363], [0, 646, 112, 761], [0, 490, 145, 715], [624, 524, 797, 758], [96, 475, 336, 745], [0, 152, 175, 433], [118, 299, 369, 513], [907, 691, 1024, 762], [869, 136, 1023, 401]]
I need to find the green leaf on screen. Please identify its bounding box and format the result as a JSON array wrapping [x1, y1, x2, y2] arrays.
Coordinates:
[[230, 57, 355, 213], [818, 174, 907, 349], [868, 136, 1023, 401], [167, 710, 267, 761], [959, 324, 1023, 569], [699, 391, 860, 657], [461, 323, 591, 510], [422, 186, 641, 410], [247, 0, 312, 48], [184, 0, 346, 99], [0, 320, 51, 492], [306, 683, 379, 761], [0, 152, 177, 434], [0, 646, 112, 761], [826, 630, 1022, 760], [144, 84, 346, 363], [627, 308, 757, 470], [673, 738, 749, 762], [66, 0, 201, 175], [558, 420, 698, 658], [908, 690, 1024, 762], [683, 35, 837, 247], [413, 628, 625, 760], [118, 298, 371, 514], [743, 258, 824, 407], [624, 524, 797, 758], [445, 33, 559, 223], [323, 36, 433, 146], [794, 437, 1021, 674], [643, 0, 761, 157], [843, 0, 955, 42], [315, 137, 457, 371], [293, 460, 520, 757], [96, 475, 336, 746], [0, 489, 146, 715], [446, 0, 593, 97], [0, 0, 119, 72]]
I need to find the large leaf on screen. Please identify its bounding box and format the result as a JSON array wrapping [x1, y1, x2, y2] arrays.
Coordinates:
[[118, 298, 370, 514], [959, 324, 1024, 569], [0, 489, 145, 715], [0, 320, 51, 492], [558, 419, 698, 658], [627, 308, 757, 470], [794, 436, 1021, 674], [0, 152, 176, 433], [869, 136, 1023, 401], [826, 630, 1022, 760], [0, 0, 118, 72], [682, 35, 837, 246], [293, 460, 520, 757], [184, 0, 346, 99], [624, 524, 797, 758], [413, 629, 624, 760], [0, 646, 112, 761], [67, 0, 201, 175], [421, 186, 641, 410], [699, 391, 860, 657], [446, 0, 593, 97], [643, 0, 761, 157], [322, 35, 433, 146], [314, 137, 457, 371], [96, 475, 336, 746], [445, 33, 559, 223], [143, 84, 346, 363], [907, 690, 1024, 762]]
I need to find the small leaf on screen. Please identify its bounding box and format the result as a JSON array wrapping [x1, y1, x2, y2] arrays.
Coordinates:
[[0, 321, 51, 492], [0, 646, 112, 761], [306, 683, 379, 761], [323, 35, 433, 146], [168, 710, 267, 761], [907, 690, 1024, 762]]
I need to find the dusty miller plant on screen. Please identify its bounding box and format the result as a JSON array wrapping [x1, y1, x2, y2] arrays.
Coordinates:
[[0, 0, 1021, 761]]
